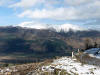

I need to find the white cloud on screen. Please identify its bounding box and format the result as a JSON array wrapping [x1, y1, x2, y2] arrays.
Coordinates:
[[18, 3, 100, 20], [10, 0, 44, 8], [3, 0, 100, 25], [18, 7, 78, 20], [10, 0, 61, 9], [18, 21, 85, 32], [0, 0, 14, 6]]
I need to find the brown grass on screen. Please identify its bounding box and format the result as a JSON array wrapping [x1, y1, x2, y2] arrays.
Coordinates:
[[75, 52, 100, 67]]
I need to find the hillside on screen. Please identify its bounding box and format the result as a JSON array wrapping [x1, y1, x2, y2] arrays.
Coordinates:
[[0, 26, 100, 64]]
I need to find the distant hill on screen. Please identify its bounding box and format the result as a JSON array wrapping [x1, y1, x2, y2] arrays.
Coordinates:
[[0, 26, 100, 54], [0, 26, 100, 64]]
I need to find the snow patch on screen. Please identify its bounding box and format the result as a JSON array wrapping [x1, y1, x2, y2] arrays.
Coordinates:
[[42, 57, 100, 75], [85, 48, 100, 59], [18, 21, 86, 32]]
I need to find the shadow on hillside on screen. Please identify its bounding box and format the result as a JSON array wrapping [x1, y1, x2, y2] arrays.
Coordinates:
[[0, 58, 42, 64], [0, 52, 71, 65]]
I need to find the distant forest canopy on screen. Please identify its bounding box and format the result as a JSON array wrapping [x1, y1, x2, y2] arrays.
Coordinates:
[[0, 26, 100, 54]]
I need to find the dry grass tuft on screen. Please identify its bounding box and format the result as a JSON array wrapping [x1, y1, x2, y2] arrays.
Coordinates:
[[75, 52, 100, 67]]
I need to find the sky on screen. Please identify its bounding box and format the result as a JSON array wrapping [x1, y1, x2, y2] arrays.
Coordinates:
[[0, 0, 100, 30]]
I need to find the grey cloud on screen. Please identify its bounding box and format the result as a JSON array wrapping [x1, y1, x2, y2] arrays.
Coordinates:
[[64, 0, 94, 6]]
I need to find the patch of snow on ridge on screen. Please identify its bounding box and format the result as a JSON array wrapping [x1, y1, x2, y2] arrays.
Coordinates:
[[18, 21, 86, 32], [18, 21, 48, 29], [85, 48, 100, 59], [50, 23, 85, 32], [42, 57, 100, 75]]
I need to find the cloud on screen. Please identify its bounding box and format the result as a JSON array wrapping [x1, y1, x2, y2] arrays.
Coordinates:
[[18, 7, 78, 20], [2, 0, 100, 26], [0, 0, 14, 6], [64, 0, 94, 6], [10, 0, 61, 9], [17, 2, 100, 21], [10, 0, 44, 8], [18, 21, 85, 31], [84, 20, 100, 25]]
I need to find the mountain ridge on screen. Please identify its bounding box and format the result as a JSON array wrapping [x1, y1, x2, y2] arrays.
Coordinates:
[[0, 26, 100, 64], [17, 22, 86, 32]]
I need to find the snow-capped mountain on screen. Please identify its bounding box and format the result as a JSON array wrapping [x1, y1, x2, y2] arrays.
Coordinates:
[[18, 21, 86, 32]]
